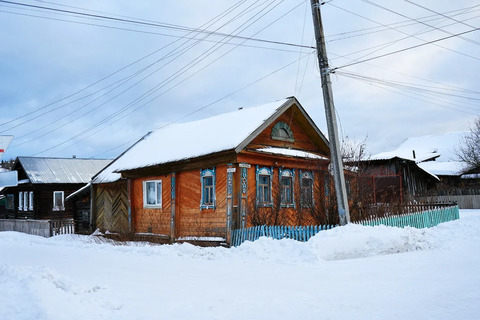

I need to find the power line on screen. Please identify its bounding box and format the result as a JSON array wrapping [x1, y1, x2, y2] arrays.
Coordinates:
[[48, 1, 310, 156], [333, 27, 480, 71], [91, 52, 314, 159], [0, 0, 314, 50], [335, 70, 479, 115], [34, 0, 295, 155], [327, 2, 480, 66], [4, 0, 253, 136], [404, 1, 478, 29], [327, 4, 480, 42], [361, 0, 480, 47]]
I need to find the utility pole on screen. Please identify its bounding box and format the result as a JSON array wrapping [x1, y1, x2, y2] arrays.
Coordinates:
[[310, 0, 350, 225]]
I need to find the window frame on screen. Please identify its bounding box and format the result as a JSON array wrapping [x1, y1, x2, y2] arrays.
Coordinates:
[[200, 168, 216, 210], [256, 166, 273, 207], [6, 194, 14, 211], [143, 180, 163, 209], [300, 170, 314, 208], [18, 191, 23, 211], [23, 192, 28, 211], [53, 191, 65, 211], [29, 191, 34, 211], [280, 168, 295, 208]]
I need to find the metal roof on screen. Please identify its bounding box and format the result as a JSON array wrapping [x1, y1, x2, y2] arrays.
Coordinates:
[[17, 157, 111, 184]]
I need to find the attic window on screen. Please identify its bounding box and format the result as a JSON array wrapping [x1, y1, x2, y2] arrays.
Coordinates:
[[271, 122, 294, 142]]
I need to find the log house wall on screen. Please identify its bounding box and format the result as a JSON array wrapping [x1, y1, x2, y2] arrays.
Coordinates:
[[175, 164, 228, 239], [131, 175, 171, 235]]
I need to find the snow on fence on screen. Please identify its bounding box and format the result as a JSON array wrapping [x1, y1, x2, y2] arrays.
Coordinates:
[[355, 205, 460, 229], [0, 219, 75, 237], [231, 205, 460, 247]]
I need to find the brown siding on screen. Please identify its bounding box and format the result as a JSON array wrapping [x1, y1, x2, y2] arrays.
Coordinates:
[[132, 175, 171, 235], [176, 165, 227, 239]]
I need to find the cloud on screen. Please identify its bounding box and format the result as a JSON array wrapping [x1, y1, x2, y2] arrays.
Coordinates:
[[0, 0, 477, 161]]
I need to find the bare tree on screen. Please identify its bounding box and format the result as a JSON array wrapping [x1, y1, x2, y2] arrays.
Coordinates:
[[457, 118, 480, 172]]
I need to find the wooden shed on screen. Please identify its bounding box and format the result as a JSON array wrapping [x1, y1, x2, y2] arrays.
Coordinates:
[[91, 97, 333, 245]]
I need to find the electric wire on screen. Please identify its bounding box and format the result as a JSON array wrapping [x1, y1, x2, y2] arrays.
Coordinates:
[[6, 0, 251, 145], [0, 0, 314, 50], [91, 52, 314, 159], [361, 0, 480, 47], [327, 4, 480, 42], [333, 27, 480, 71], [335, 70, 479, 115], [327, 2, 480, 67], [294, 0, 309, 96], [34, 0, 297, 155]]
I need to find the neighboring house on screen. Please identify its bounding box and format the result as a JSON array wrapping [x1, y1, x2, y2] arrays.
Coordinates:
[[91, 97, 333, 245], [0, 157, 111, 231], [357, 157, 439, 204], [363, 131, 478, 208]]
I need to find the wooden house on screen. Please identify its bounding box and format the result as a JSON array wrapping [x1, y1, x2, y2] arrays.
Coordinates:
[[0, 157, 111, 231], [91, 97, 333, 245]]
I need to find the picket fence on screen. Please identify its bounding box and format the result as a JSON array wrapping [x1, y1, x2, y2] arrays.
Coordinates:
[[231, 224, 336, 247], [355, 205, 460, 229], [231, 205, 460, 247]]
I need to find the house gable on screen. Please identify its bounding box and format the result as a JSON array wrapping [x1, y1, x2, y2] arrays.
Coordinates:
[[240, 102, 330, 157]]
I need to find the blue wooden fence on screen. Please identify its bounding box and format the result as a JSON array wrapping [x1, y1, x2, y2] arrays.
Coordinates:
[[231, 224, 336, 247], [231, 205, 460, 247]]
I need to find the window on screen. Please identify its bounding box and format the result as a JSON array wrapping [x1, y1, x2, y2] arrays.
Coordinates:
[[300, 171, 314, 207], [256, 166, 273, 206], [18, 192, 23, 211], [29, 192, 34, 211], [201, 168, 215, 209], [23, 192, 28, 211], [280, 169, 295, 207], [53, 191, 65, 211], [143, 180, 162, 208], [271, 122, 294, 142], [6, 194, 14, 211]]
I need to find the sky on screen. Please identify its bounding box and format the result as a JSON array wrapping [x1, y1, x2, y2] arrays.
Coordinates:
[[0, 0, 479, 161]]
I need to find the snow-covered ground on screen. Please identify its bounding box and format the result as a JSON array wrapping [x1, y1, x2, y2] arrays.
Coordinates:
[[1, 210, 479, 320]]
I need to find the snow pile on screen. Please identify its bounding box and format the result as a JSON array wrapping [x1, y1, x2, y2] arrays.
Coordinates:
[[0, 265, 118, 320], [0, 211, 479, 320]]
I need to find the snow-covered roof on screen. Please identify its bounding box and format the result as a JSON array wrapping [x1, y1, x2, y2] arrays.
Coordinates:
[[371, 131, 467, 163], [17, 157, 112, 184], [93, 97, 328, 183], [65, 183, 91, 201], [254, 147, 326, 160], [370, 131, 468, 176], [418, 161, 467, 177]]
